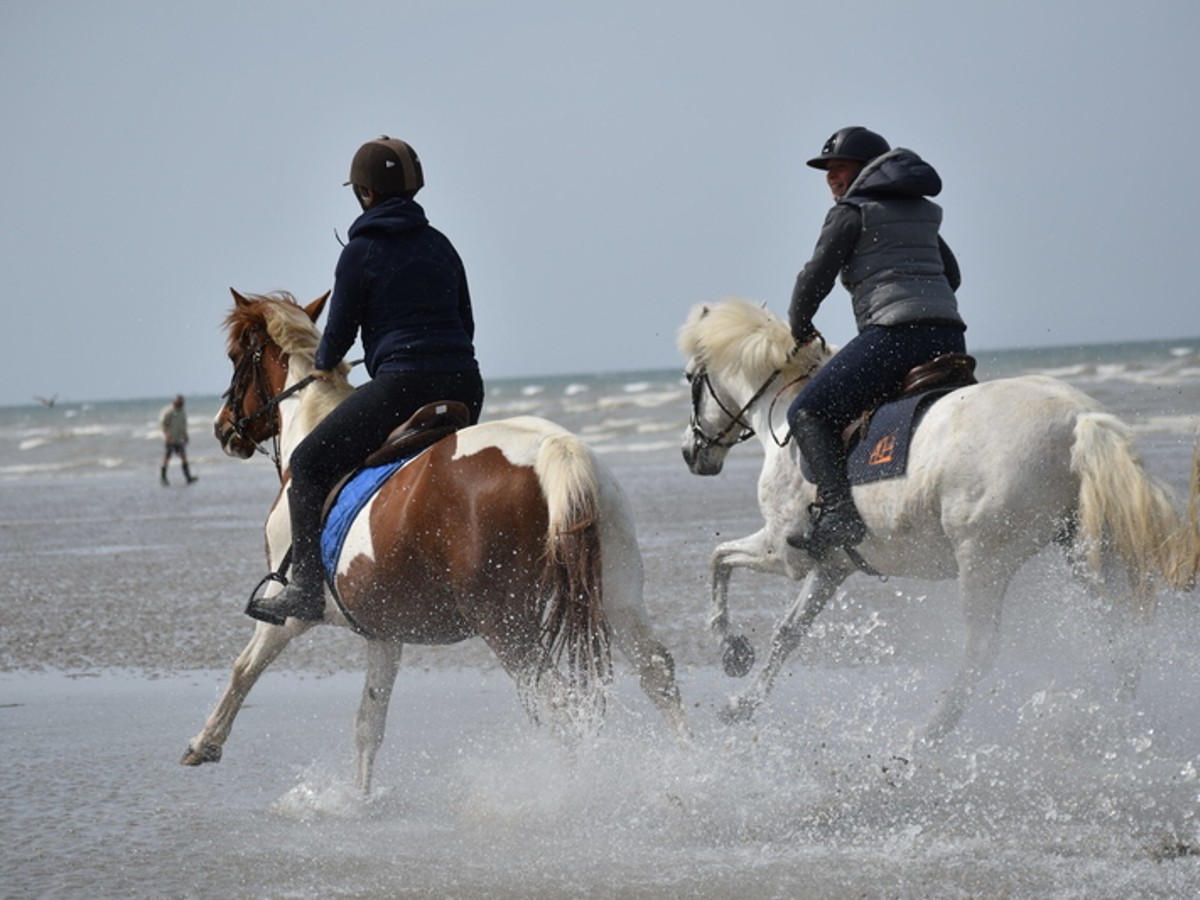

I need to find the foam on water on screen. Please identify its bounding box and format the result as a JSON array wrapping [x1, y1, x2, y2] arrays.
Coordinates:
[[4, 339, 1200, 895]]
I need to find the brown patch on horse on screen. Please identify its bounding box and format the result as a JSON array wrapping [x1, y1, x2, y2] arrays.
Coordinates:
[[333, 436, 611, 694], [335, 440, 550, 649]]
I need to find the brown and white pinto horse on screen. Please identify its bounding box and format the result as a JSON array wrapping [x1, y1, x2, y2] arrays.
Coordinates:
[[182, 290, 689, 792]]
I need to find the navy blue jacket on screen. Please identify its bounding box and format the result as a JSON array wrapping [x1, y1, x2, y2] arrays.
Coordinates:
[[315, 198, 479, 376]]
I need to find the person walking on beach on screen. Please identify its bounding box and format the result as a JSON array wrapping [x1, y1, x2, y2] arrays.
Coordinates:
[[786, 126, 966, 557], [246, 135, 485, 626], [159, 394, 198, 486]]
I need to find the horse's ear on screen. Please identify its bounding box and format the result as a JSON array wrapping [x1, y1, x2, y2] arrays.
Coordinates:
[[304, 291, 331, 323], [230, 287, 251, 307]]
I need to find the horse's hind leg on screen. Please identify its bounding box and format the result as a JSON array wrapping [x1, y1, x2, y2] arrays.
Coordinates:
[[923, 549, 1015, 744], [606, 601, 691, 742], [355, 638, 402, 794], [1065, 534, 1147, 701], [181, 620, 311, 766]]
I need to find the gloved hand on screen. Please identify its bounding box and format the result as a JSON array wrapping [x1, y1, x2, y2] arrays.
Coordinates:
[[791, 323, 822, 350]]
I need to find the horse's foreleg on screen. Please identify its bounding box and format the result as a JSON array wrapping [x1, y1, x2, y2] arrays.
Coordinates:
[[709, 530, 787, 678], [355, 638, 403, 795], [722, 565, 845, 724], [923, 552, 1015, 744], [181, 620, 310, 766]]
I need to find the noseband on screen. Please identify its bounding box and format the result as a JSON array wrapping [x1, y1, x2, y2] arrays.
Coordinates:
[[221, 333, 360, 470], [688, 357, 822, 451], [220, 333, 310, 469], [686, 367, 764, 451]]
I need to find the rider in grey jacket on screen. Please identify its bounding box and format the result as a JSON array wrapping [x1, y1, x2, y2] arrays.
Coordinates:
[[787, 127, 967, 558]]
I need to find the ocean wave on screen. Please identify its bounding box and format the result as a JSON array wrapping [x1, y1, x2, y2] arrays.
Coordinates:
[[1131, 415, 1200, 435], [0, 457, 128, 479], [590, 439, 680, 454]]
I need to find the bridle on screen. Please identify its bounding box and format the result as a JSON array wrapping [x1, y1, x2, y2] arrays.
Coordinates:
[[220, 331, 305, 473], [220, 329, 360, 474], [686, 366, 776, 451], [686, 355, 823, 451]]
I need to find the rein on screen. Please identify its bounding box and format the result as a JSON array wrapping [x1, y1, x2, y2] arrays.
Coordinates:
[[689, 368, 779, 450], [689, 356, 822, 451], [221, 335, 361, 473]]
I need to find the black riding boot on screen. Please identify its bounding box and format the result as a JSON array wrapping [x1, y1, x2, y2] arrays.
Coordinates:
[[182, 462, 198, 485], [245, 485, 327, 625], [786, 412, 866, 558]]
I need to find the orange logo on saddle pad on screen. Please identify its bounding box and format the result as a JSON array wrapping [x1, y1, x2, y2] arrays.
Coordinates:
[[868, 433, 896, 466]]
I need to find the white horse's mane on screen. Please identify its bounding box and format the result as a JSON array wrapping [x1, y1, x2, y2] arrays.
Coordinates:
[[677, 297, 828, 382]]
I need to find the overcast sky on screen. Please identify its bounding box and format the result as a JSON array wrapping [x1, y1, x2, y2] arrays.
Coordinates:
[[2, 1, 1196, 406]]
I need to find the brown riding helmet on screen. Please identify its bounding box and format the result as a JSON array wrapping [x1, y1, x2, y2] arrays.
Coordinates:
[[344, 136, 424, 197]]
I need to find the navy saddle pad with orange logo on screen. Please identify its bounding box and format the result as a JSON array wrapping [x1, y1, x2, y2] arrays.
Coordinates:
[[802, 388, 956, 487]]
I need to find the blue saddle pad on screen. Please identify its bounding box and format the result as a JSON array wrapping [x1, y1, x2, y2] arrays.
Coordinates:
[[320, 452, 420, 579], [801, 388, 956, 487]]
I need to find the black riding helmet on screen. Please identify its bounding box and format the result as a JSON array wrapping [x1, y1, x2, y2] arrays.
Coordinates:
[[806, 126, 890, 169]]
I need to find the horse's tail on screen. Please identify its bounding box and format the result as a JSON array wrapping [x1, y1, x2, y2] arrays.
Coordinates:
[[1070, 412, 1199, 609], [533, 432, 613, 722]]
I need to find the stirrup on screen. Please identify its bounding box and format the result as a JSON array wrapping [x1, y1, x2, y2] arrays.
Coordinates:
[[787, 501, 865, 559], [245, 573, 324, 625]]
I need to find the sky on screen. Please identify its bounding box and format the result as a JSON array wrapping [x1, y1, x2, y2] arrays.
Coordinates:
[[2, 0, 1197, 406]]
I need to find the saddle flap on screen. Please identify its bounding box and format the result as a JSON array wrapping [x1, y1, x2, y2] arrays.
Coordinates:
[[841, 353, 977, 447], [361, 400, 471, 469]]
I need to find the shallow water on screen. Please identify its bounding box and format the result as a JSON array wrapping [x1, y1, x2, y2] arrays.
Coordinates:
[[3, 349, 1200, 897]]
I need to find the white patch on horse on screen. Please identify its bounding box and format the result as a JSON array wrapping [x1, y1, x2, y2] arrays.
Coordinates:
[[337, 491, 380, 577], [452, 416, 569, 468]]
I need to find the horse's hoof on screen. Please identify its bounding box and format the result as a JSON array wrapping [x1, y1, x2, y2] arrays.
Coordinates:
[[717, 696, 756, 726], [880, 754, 912, 788], [180, 742, 222, 766], [721, 635, 755, 678]]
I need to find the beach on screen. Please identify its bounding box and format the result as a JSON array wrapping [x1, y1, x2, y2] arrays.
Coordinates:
[[4, 343, 1200, 897]]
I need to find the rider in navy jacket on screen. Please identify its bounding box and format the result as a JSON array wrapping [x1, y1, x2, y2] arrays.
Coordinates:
[[247, 137, 485, 626], [317, 197, 478, 377], [786, 127, 967, 559]]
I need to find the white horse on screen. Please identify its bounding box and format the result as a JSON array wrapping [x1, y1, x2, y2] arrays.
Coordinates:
[[679, 298, 1198, 743], [182, 291, 689, 793]]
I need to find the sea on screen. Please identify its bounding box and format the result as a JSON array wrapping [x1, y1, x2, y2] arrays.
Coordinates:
[[3, 337, 1200, 898]]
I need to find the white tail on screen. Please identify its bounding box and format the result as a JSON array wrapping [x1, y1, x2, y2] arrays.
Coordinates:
[[1071, 412, 1199, 607]]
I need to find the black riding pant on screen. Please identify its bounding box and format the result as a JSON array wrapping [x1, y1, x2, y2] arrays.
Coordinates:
[[787, 322, 967, 432], [286, 369, 485, 579]]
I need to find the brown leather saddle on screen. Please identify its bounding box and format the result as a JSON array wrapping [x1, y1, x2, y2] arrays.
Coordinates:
[[362, 400, 471, 468], [842, 353, 977, 446], [320, 400, 471, 520]]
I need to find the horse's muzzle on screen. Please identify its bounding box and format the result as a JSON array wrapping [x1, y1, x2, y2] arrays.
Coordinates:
[[213, 418, 255, 459], [681, 430, 726, 476]]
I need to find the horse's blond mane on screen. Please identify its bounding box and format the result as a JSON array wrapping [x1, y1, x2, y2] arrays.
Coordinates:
[[677, 297, 827, 381], [230, 290, 324, 360], [223, 291, 351, 424]]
